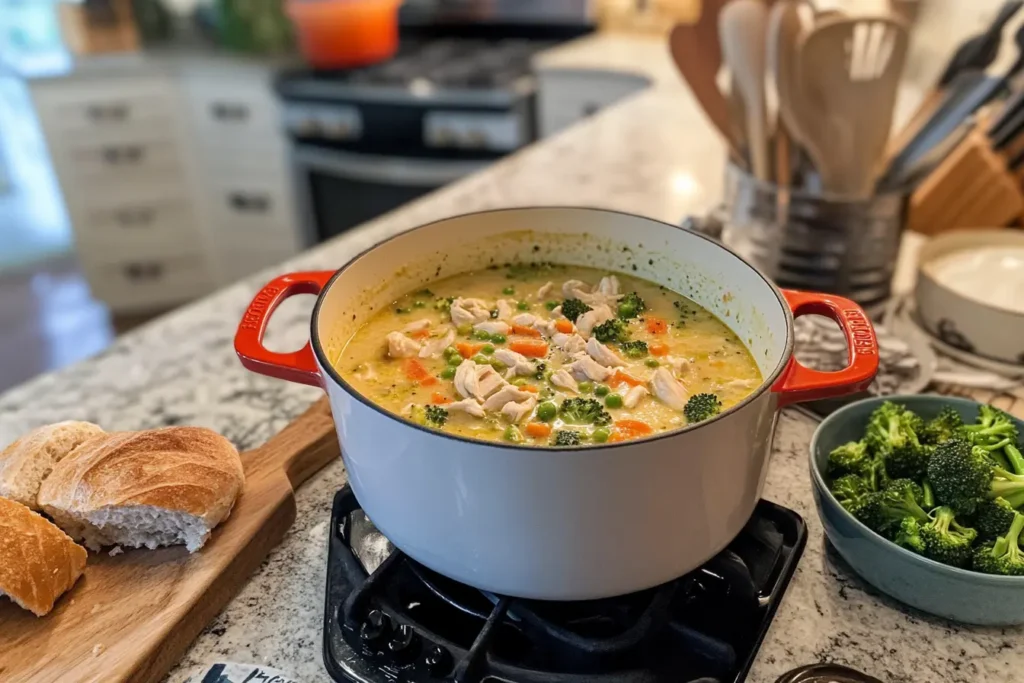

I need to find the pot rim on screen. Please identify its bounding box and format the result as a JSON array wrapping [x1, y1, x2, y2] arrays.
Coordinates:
[[310, 206, 795, 452]]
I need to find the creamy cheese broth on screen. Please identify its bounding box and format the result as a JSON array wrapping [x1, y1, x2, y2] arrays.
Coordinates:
[[335, 263, 762, 446]]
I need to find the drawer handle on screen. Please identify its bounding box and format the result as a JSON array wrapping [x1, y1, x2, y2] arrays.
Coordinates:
[[115, 208, 154, 226], [87, 104, 128, 122], [228, 192, 271, 213], [123, 262, 164, 281], [211, 103, 250, 122], [103, 146, 145, 165]]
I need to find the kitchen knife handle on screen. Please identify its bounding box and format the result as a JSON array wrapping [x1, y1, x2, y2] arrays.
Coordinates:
[[235, 271, 335, 388], [772, 290, 880, 408]]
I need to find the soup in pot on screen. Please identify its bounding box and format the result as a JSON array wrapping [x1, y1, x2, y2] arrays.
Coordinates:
[[334, 263, 762, 446]]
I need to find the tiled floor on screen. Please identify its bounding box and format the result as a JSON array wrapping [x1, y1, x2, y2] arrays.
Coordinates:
[[0, 74, 115, 393]]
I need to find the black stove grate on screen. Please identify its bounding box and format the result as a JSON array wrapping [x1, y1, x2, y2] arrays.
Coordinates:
[[323, 487, 806, 683]]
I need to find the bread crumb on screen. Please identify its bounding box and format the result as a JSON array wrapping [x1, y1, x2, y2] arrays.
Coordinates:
[[92, 644, 104, 656], [108, 546, 123, 557]]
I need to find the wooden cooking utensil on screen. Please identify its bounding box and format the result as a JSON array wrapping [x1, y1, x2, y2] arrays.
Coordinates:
[[766, 0, 806, 188], [0, 397, 340, 683], [719, 0, 771, 181], [799, 15, 909, 197], [668, 1, 743, 161]]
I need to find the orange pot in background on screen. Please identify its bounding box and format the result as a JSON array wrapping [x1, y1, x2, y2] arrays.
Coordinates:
[[286, 0, 401, 69]]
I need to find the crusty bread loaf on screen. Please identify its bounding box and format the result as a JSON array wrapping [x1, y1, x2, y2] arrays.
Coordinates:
[[0, 496, 87, 616], [0, 420, 105, 510], [38, 427, 245, 553]]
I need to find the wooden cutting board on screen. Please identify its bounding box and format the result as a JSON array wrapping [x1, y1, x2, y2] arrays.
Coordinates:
[[0, 397, 340, 683]]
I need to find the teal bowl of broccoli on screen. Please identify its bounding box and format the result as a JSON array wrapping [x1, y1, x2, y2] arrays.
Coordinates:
[[809, 395, 1024, 625]]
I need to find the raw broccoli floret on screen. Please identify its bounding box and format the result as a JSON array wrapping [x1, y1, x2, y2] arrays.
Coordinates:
[[920, 406, 964, 445], [919, 506, 977, 567], [559, 398, 612, 426], [619, 340, 648, 358], [975, 497, 1018, 541], [593, 318, 630, 343], [424, 405, 448, 427], [929, 437, 1024, 514], [962, 405, 1019, 450], [560, 298, 591, 323], [830, 474, 872, 512], [552, 429, 583, 446], [864, 401, 929, 481], [894, 517, 925, 554], [684, 393, 722, 424], [617, 292, 646, 320], [853, 479, 930, 538], [972, 512, 1024, 575]]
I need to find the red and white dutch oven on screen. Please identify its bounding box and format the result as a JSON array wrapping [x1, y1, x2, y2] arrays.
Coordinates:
[[236, 208, 879, 600]]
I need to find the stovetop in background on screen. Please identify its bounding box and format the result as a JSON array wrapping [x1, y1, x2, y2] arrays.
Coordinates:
[[323, 487, 807, 683]]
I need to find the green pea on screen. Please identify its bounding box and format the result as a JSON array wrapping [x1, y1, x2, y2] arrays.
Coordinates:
[[592, 427, 610, 443], [516, 300, 530, 311], [594, 384, 610, 397], [482, 344, 495, 355], [503, 425, 523, 442], [536, 402, 557, 422], [645, 358, 660, 368], [472, 329, 491, 341], [457, 324, 472, 336], [440, 367, 456, 379], [578, 381, 593, 393], [472, 354, 489, 365], [545, 300, 560, 310], [491, 333, 507, 344], [502, 286, 515, 295], [605, 393, 623, 409], [447, 355, 463, 367]]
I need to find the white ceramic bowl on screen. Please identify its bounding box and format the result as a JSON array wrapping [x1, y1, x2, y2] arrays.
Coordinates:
[[915, 230, 1024, 366]]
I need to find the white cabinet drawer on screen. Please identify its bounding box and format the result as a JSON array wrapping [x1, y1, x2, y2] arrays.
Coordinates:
[[185, 79, 283, 146], [80, 195, 202, 252], [33, 78, 176, 136], [537, 70, 650, 138], [85, 253, 213, 313], [65, 137, 182, 186], [206, 178, 298, 250]]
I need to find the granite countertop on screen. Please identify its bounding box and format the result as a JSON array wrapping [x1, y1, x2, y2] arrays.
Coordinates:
[[1, 32, 1019, 683]]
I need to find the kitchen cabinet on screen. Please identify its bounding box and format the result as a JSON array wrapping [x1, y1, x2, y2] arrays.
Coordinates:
[[535, 68, 651, 138], [29, 63, 303, 314]]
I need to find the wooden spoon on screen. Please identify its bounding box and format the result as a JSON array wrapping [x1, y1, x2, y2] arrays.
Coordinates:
[[720, 0, 771, 181]]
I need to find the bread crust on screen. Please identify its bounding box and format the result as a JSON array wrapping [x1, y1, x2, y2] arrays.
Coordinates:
[[38, 427, 245, 527], [0, 497, 87, 616], [0, 421, 105, 509]]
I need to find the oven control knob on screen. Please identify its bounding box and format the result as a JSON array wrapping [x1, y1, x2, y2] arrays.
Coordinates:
[[387, 623, 419, 661], [423, 645, 452, 677], [360, 609, 391, 643]]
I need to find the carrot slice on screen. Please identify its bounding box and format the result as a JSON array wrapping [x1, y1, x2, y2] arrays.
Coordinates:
[[420, 376, 439, 387], [645, 316, 668, 335], [614, 419, 653, 437], [554, 319, 574, 334], [457, 342, 484, 358], [511, 325, 542, 338], [607, 431, 628, 443], [431, 392, 451, 404], [509, 340, 549, 357], [409, 328, 431, 340], [611, 370, 644, 387], [525, 422, 552, 438], [649, 341, 669, 356], [520, 385, 539, 393], [403, 358, 430, 381]]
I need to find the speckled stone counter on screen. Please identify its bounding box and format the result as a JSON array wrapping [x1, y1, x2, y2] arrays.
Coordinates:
[[1, 33, 1020, 683]]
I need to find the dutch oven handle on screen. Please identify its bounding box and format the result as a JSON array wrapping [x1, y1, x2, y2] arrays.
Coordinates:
[[773, 290, 879, 408], [234, 271, 336, 388]]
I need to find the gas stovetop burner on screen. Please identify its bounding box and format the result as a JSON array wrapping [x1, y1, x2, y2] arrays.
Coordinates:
[[322, 487, 806, 683]]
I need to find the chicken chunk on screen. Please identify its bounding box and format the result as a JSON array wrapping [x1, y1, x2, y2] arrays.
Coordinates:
[[493, 349, 536, 378], [662, 355, 693, 376], [536, 281, 554, 299], [575, 304, 615, 339], [586, 337, 626, 368], [454, 360, 505, 400], [496, 299, 514, 320], [386, 331, 422, 358], [562, 279, 591, 299], [623, 385, 650, 409], [552, 333, 587, 354], [567, 355, 613, 382], [511, 313, 537, 327], [450, 297, 492, 326], [501, 397, 537, 424], [650, 367, 688, 411], [549, 368, 579, 393], [597, 275, 621, 296], [402, 319, 431, 333], [482, 384, 533, 411], [448, 398, 486, 418], [473, 320, 511, 336], [418, 329, 455, 359], [476, 365, 505, 398]]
